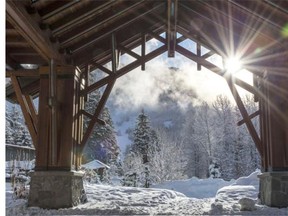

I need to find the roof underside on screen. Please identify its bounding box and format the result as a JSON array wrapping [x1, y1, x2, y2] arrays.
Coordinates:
[[6, 0, 288, 100]]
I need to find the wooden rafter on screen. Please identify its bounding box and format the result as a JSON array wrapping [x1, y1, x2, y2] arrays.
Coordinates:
[[51, 0, 120, 35], [6, 0, 65, 64], [59, 1, 146, 48], [69, 1, 165, 54]]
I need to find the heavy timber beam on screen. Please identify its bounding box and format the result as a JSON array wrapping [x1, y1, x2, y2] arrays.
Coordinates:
[[79, 79, 117, 152], [6, 0, 65, 63], [6, 69, 39, 77], [81, 45, 167, 96], [167, 0, 178, 57], [176, 45, 260, 96], [10, 75, 38, 148], [237, 110, 260, 126], [226, 77, 263, 157]]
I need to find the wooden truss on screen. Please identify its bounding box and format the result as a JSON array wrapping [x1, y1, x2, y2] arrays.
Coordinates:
[[7, 29, 265, 168]]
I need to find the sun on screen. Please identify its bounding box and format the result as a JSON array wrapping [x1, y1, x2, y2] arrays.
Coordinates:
[[224, 56, 243, 74], [223, 55, 254, 87]]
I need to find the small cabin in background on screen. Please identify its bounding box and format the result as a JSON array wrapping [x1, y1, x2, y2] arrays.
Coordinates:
[[81, 159, 110, 180]]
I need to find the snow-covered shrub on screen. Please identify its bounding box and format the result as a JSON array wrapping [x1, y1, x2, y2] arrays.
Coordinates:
[[209, 159, 221, 178], [121, 172, 139, 187], [83, 169, 100, 184]]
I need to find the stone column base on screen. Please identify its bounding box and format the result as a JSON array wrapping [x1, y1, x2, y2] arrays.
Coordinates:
[[28, 171, 86, 209], [258, 172, 288, 207]]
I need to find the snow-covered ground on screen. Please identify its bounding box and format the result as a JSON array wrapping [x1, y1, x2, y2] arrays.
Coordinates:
[[5, 170, 288, 215]]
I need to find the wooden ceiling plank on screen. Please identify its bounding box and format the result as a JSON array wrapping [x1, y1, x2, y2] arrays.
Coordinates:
[[58, 1, 146, 47], [63, 1, 164, 53], [179, 2, 278, 55], [51, 0, 120, 35], [40, 0, 79, 21], [6, 0, 66, 64]]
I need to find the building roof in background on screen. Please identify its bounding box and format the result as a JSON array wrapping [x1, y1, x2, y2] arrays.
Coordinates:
[[81, 160, 110, 170]]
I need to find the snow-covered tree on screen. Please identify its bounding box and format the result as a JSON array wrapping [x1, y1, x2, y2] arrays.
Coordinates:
[[209, 159, 221, 178], [6, 104, 32, 147], [212, 95, 237, 180], [149, 128, 187, 183], [83, 73, 120, 164], [131, 110, 152, 164]]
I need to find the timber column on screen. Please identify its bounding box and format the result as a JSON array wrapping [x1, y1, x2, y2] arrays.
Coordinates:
[[28, 65, 85, 209], [258, 64, 288, 207]]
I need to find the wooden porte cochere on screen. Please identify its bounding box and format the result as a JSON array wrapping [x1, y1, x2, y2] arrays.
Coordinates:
[[6, 0, 288, 209]]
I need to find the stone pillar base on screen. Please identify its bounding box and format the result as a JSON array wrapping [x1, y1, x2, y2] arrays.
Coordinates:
[[258, 172, 288, 207], [28, 171, 86, 209]]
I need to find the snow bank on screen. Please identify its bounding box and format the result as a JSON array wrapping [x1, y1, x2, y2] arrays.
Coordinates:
[[5, 170, 288, 215], [152, 177, 234, 198], [6, 182, 212, 215], [210, 170, 288, 215]]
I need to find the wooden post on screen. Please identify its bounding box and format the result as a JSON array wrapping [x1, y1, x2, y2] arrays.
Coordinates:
[[36, 66, 83, 171]]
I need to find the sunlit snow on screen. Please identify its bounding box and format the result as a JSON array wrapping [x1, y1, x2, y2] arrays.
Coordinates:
[[5, 170, 288, 215]]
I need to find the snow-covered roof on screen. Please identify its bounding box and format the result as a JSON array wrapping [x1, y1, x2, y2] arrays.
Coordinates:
[[81, 160, 110, 170]]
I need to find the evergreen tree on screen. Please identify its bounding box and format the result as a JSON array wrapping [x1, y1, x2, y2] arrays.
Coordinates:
[[123, 110, 161, 187], [131, 110, 152, 164], [83, 73, 119, 164]]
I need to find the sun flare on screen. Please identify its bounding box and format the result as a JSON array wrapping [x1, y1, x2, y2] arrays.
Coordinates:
[[224, 56, 243, 74]]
